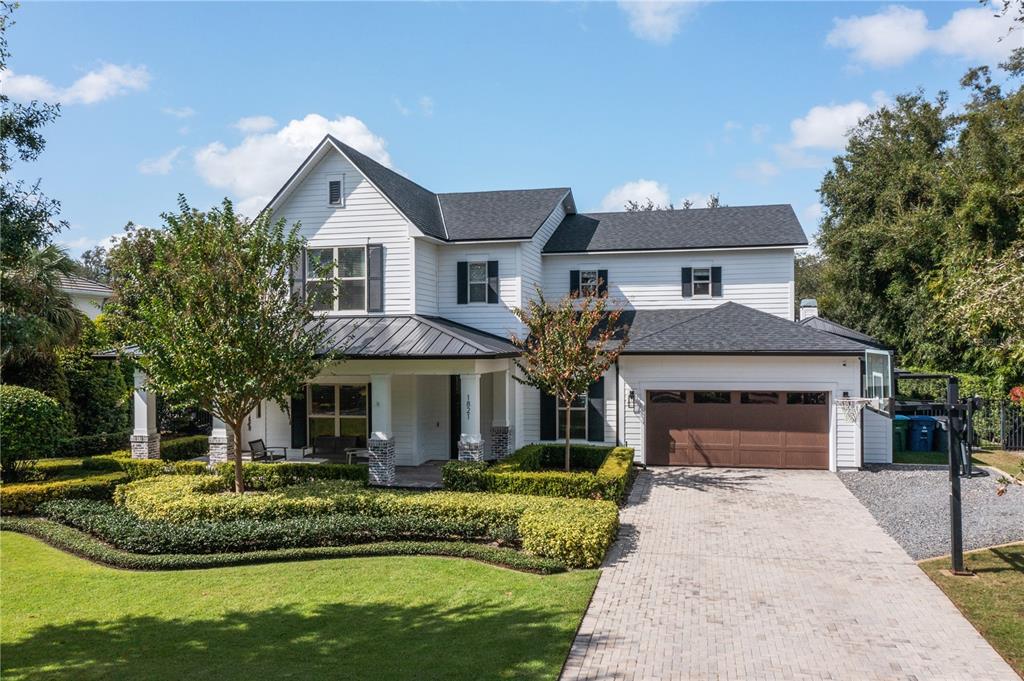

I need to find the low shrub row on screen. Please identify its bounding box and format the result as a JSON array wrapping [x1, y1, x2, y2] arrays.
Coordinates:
[[442, 447, 636, 503], [40, 499, 506, 554], [497, 444, 614, 472], [60, 431, 131, 458], [0, 471, 129, 515], [115, 476, 619, 567], [159, 435, 209, 461], [81, 452, 210, 479], [212, 461, 369, 490], [2, 517, 566, 574]]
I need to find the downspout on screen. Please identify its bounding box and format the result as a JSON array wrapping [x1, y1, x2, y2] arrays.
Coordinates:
[[614, 358, 621, 447], [859, 356, 866, 469]]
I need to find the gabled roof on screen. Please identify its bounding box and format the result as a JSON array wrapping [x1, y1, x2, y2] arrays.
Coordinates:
[[543, 204, 808, 253], [798, 315, 888, 350], [618, 303, 870, 355], [59, 274, 112, 296], [436, 188, 570, 241], [315, 315, 519, 358]]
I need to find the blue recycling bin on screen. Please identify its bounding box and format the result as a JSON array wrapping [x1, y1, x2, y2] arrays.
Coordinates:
[[893, 415, 911, 452], [908, 415, 938, 452]]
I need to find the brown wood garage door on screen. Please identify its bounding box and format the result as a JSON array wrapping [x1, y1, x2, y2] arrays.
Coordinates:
[[645, 390, 829, 469]]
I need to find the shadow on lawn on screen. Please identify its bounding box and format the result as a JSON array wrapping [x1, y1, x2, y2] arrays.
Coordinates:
[[2, 599, 575, 681]]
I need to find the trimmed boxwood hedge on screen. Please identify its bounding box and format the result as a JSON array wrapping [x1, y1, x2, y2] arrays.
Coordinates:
[[1, 516, 566, 574], [160, 435, 209, 461], [443, 446, 636, 503], [212, 461, 369, 490], [59, 431, 131, 458], [0, 471, 129, 515]]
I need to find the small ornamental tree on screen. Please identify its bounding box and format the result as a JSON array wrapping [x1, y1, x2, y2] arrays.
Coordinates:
[[510, 286, 628, 471], [107, 196, 331, 493]]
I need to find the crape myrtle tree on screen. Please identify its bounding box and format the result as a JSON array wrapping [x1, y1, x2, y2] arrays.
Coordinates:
[[510, 286, 628, 472], [107, 196, 331, 493]]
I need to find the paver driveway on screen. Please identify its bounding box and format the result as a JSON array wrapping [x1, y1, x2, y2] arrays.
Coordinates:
[[561, 468, 1017, 681]]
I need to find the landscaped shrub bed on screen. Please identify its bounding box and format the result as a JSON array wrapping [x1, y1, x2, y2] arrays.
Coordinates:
[[212, 461, 369, 489], [443, 446, 636, 502], [159, 435, 209, 461], [2, 516, 567, 574], [114, 475, 618, 567], [59, 431, 131, 458], [0, 471, 129, 515], [81, 452, 210, 479]]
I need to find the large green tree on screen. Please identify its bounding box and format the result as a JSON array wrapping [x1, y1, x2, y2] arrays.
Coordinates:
[[816, 49, 1024, 386], [107, 197, 331, 493]]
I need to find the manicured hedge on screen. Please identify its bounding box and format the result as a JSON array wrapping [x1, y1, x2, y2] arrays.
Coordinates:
[[40, 499, 502, 554], [497, 444, 614, 472], [0, 472, 129, 515], [81, 452, 210, 480], [443, 446, 636, 503], [1, 517, 566, 574], [59, 431, 131, 458], [115, 476, 619, 568], [0, 385, 69, 479], [212, 462, 369, 490], [160, 435, 210, 461]]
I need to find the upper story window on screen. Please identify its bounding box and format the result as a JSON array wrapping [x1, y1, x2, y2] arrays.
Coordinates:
[[468, 261, 488, 303], [692, 267, 712, 296], [682, 266, 722, 298], [306, 246, 366, 312], [328, 175, 345, 207], [457, 260, 499, 305], [579, 270, 599, 296], [570, 268, 608, 297]]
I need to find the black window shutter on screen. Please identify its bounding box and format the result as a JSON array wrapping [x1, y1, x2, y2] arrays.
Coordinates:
[[569, 270, 580, 296], [367, 244, 384, 312], [540, 391, 556, 440], [457, 261, 468, 305], [681, 267, 693, 298], [711, 266, 723, 297], [597, 269, 609, 296], [290, 389, 308, 449], [587, 377, 605, 442], [487, 260, 499, 304], [328, 180, 342, 205]]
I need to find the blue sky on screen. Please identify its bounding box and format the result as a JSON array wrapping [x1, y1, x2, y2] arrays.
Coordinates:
[[4, 1, 1020, 255]]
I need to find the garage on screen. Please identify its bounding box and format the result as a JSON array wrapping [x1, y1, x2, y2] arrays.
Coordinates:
[[645, 390, 830, 469]]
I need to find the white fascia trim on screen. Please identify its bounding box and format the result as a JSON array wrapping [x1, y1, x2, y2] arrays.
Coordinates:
[[436, 195, 450, 240], [542, 245, 802, 256]]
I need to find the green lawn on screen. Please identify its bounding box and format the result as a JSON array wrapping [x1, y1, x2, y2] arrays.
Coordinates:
[[0, 532, 598, 681], [920, 543, 1024, 676], [894, 448, 1023, 476]]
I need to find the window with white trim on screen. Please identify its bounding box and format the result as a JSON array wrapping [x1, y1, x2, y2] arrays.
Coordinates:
[[467, 261, 488, 303], [305, 247, 367, 312], [557, 393, 587, 440], [307, 383, 368, 447], [579, 270, 599, 297], [693, 267, 712, 297]]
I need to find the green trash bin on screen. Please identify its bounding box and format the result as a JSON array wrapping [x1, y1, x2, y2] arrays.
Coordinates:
[[893, 415, 910, 453]]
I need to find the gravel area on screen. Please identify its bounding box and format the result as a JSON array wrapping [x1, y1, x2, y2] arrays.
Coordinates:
[[839, 464, 1024, 560]]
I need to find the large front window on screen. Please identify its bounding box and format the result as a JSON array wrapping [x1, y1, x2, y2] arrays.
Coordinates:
[[307, 383, 368, 446], [306, 247, 366, 312], [557, 393, 587, 440]]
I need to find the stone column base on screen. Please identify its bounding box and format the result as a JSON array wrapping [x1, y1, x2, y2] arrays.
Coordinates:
[[130, 433, 160, 459], [458, 435, 484, 462], [208, 433, 236, 465], [368, 434, 396, 486], [489, 426, 511, 460]]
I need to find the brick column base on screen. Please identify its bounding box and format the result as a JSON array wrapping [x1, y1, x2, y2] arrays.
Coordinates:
[[458, 435, 484, 462], [368, 435, 396, 486], [130, 433, 160, 459], [489, 426, 511, 460], [208, 433, 236, 465]]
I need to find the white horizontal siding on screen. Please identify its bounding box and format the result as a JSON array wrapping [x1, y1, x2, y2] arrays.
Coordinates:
[[542, 248, 796, 318], [619, 355, 861, 471], [414, 240, 439, 315], [522, 198, 568, 307], [437, 242, 523, 337], [272, 151, 415, 314], [863, 407, 893, 464]]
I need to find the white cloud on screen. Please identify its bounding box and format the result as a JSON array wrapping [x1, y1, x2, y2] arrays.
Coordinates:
[[233, 115, 277, 134], [801, 202, 823, 228], [723, 121, 741, 132], [162, 106, 195, 118], [58, 230, 123, 257], [735, 160, 780, 183], [827, 4, 1023, 68], [138, 146, 184, 176], [3, 63, 150, 105], [789, 100, 873, 149], [679, 192, 712, 208], [618, 1, 700, 45], [599, 179, 670, 211], [195, 113, 391, 217]]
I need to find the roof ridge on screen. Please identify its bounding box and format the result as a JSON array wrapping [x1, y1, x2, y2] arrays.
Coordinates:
[[327, 135, 438, 198], [413, 315, 495, 354], [437, 187, 570, 197]]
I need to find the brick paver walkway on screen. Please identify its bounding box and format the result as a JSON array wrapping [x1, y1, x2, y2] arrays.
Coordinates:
[[561, 468, 1017, 681]]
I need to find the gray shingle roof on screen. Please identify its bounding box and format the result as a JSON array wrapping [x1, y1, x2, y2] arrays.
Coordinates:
[[543, 205, 808, 253], [437, 188, 569, 241], [798, 315, 888, 349], [618, 303, 870, 355], [59, 274, 112, 296], [316, 315, 518, 358]]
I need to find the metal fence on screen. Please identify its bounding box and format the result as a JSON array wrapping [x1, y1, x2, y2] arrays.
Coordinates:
[[895, 400, 1023, 450], [156, 396, 213, 436]]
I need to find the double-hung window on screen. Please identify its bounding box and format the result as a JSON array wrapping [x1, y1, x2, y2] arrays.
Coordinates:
[[557, 393, 588, 440], [305, 247, 367, 312], [467, 261, 488, 303], [579, 270, 599, 297], [692, 267, 712, 297]]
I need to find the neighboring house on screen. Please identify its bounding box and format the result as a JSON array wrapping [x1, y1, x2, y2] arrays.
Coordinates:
[[59, 274, 112, 320], [130, 135, 894, 477]]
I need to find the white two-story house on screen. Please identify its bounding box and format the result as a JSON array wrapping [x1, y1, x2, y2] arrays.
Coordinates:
[[134, 134, 894, 480]]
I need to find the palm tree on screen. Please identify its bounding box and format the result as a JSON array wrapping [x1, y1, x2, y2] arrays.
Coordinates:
[[1, 244, 84, 369]]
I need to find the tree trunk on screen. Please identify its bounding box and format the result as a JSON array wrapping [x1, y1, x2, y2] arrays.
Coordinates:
[[564, 404, 572, 472], [231, 422, 245, 494]]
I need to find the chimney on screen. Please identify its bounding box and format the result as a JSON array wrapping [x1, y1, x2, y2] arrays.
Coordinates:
[[800, 298, 819, 321]]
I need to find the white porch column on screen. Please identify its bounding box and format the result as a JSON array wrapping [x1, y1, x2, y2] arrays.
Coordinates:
[[208, 414, 236, 465], [458, 373, 484, 461], [489, 370, 512, 459], [131, 369, 160, 459], [368, 374, 395, 485]]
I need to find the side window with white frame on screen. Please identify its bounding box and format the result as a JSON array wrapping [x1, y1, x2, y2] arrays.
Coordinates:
[[579, 269, 599, 296], [692, 267, 712, 297], [468, 261, 488, 303], [682, 266, 722, 298], [328, 174, 345, 207]]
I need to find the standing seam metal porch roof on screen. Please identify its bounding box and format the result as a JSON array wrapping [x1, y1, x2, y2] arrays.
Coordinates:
[[314, 315, 519, 358]]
